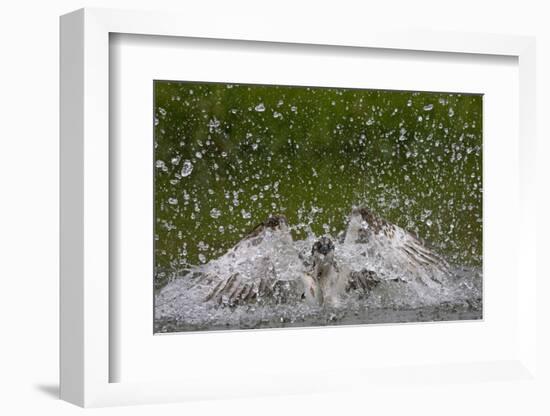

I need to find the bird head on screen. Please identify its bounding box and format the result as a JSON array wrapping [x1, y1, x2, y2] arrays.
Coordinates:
[[311, 236, 335, 259]]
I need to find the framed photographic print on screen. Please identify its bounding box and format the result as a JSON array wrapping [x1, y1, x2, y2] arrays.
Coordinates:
[[60, 7, 538, 408]]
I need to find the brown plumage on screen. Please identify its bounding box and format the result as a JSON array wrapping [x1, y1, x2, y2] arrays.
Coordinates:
[[245, 214, 288, 239], [234, 214, 289, 249]]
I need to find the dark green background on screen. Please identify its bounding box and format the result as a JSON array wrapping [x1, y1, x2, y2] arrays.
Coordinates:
[[154, 81, 482, 289]]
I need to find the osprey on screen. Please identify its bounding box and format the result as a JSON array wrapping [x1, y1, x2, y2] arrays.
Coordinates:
[[164, 208, 450, 309], [199, 215, 382, 308]]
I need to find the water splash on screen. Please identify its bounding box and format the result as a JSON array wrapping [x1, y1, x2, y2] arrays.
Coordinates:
[[155, 219, 482, 332]]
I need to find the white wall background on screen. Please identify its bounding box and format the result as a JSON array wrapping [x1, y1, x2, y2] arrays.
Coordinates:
[[0, 0, 548, 415]]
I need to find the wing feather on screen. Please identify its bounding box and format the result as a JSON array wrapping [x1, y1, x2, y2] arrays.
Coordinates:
[[204, 273, 305, 306], [195, 215, 306, 306], [346, 207, 450, 284]]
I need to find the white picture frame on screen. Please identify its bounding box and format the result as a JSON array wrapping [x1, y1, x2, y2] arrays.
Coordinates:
[[60, 7, 538, 407]]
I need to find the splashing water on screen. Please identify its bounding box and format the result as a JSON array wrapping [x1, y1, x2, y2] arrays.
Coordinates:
[[155, 222, 481, 333]]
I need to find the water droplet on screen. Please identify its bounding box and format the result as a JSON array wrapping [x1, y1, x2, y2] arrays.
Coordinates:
[[241, 209, 251, 219], [423, 104, 434, 111], [449, 108, 455, 117], [158, 107, 167, 116], [195, 152, 203, 159], [198, 254, 206, 263], [210, 208, 221, 219], [181, 160, 193, 177], [168, 197, 178, 205], [255, 103, 265, 112], [155, 160, 166, 169], [417, 116, 423, 122], [208, 117, 220, 132]]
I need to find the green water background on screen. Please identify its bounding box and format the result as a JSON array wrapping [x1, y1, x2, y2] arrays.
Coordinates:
[[154, 81, 482, 289]]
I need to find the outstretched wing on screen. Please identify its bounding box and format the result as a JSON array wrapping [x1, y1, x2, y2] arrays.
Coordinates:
[[203, 270, 303, 306], [380, 228, 449, 286], [345, 207, 450, 285], [197, 216, 305, 306], [396, 228, 450, 275]]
